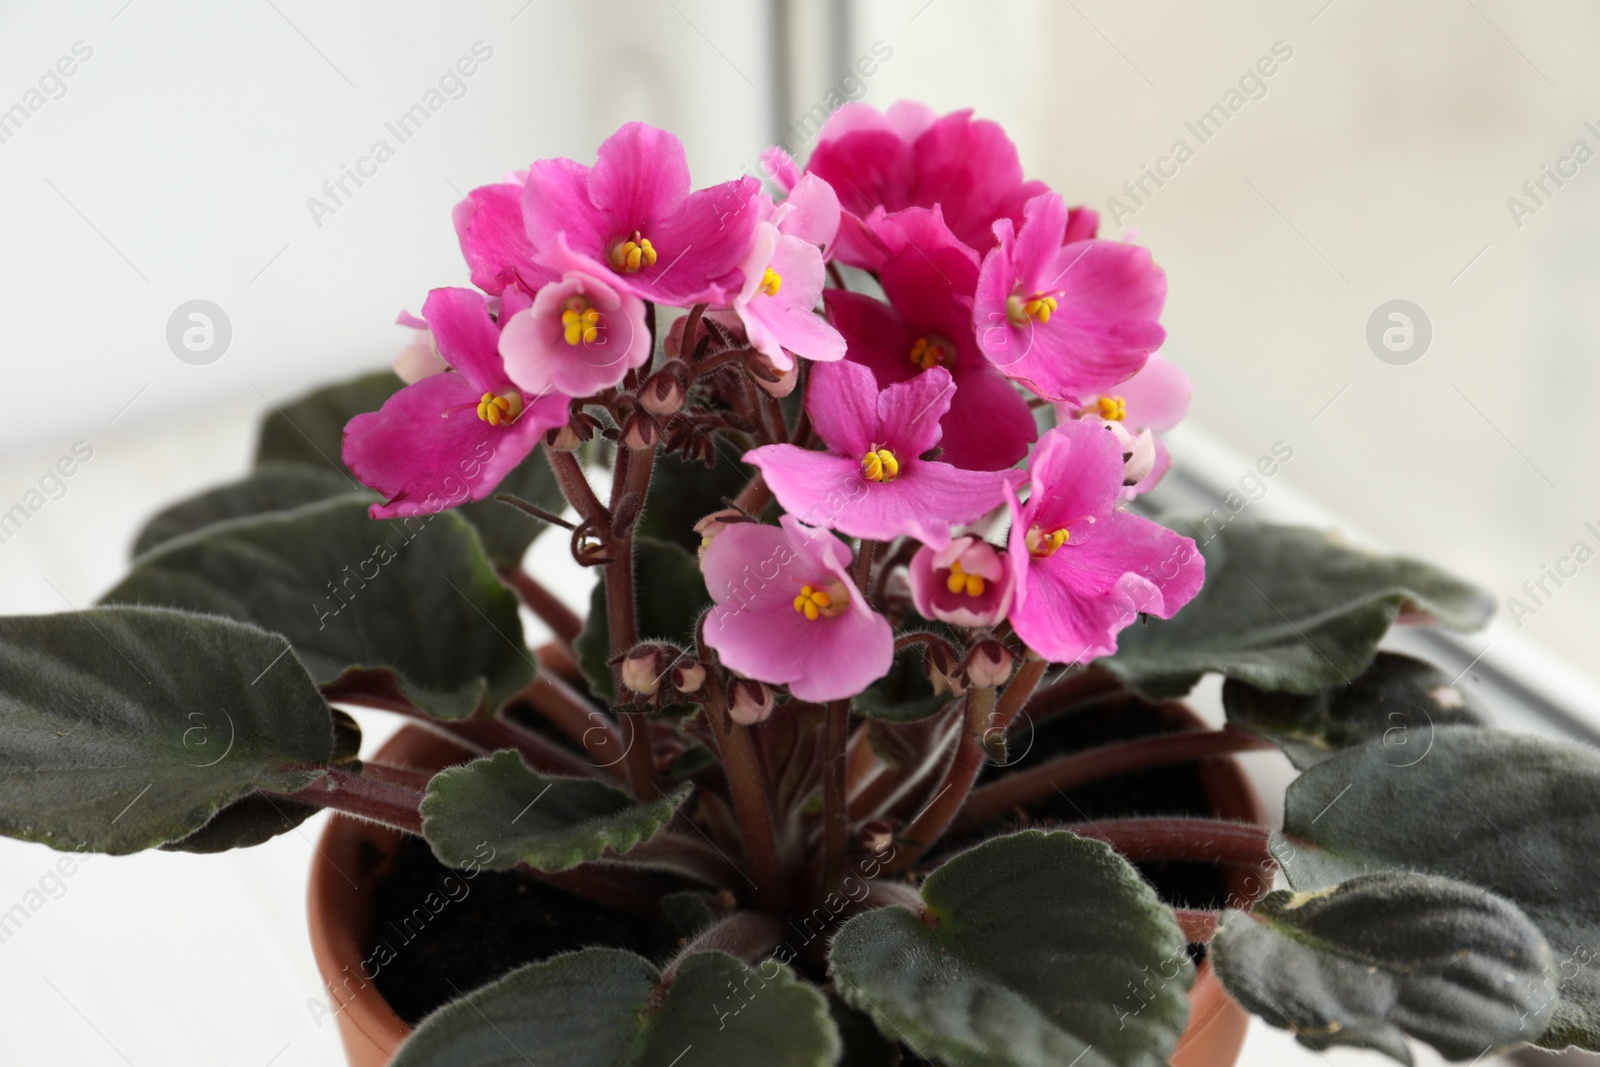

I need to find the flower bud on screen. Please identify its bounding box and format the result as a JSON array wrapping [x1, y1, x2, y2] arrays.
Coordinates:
[[858, 818, 896, 856], [749, 352, 799, 398], [621, 413, 658, 451], [925, 641, 966, 698], [693, 507, 749, 558], [728, 679, 774, 725], [965, 640, 1013, 689], [673, 661, 707, 695], [546, 422, 582, 451], [620, 646, 665, 697], [641, 364, 688, 416], [394, 325, 447, 384]]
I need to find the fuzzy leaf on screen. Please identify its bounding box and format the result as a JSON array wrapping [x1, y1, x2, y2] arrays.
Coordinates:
[[420, 750, 689, 872], [1106, 521, 1493, 698], [1213, 872, 1553, 1063], [132, 464, 363, 558], [390, 948, 840, 1067], [576, 538, 708, 702], [1279, 726, 1600, 1050], [103, 497, 531, 720], [0, 607, 334, 854], [1223, 651, 1489, 769], [829, 830, 1192, 1067]]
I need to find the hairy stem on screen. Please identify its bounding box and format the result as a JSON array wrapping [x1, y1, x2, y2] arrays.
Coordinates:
[[517, 862, 668, 919], [1017, 665, 1127, 730], [992, 657, 1048, 731], [663, 912, 784, 979], [889, 685, 996, 872], [957, 728, 1278, 831], [543, 446, 607, 524], [1174, 908, 1220, 943], [820, 698, 851, 902], [497, 565, 583, 646], [608, 441, 662, 804], [707, 676, 785, 912], [1064, 817, 1274, 868], [273, 767, 422, 833], [732, 473, 772, 517]]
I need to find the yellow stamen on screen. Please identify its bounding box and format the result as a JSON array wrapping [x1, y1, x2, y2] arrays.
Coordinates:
[[908, 335, 955, 370], [1006, 292, 1059, 327], [1096, 394, 1127, 421], [608, 230, 657, 273], [1026, 526, 1070, 559], [860, 448, 900, 483], [560, 296, 603, 346], [792, 583, 847, 621], [759, 266, 782, 297], [944, 561, 986, 597], [476, 390, 525, 427]]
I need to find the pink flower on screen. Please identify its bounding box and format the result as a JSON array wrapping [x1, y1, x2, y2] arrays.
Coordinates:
[[453, 174, 549, 297], [745, 361, 1019, 549], [702, 515, 893, 702], [909, 536, 1014, 628], [1006, 419, 1204, 664], [497, 269, 651, 397], [344, 287, 568, 519], [728, 175, 846, 370], [975, 193, 1167, 403], [392, 309, 447, 384], [825, 207, 1035, 471], [803, 102, 1048, 268], [1058, 354, 1192, 497], [522, 122, 760, 306]]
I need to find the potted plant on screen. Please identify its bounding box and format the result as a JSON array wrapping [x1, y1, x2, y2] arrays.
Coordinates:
[[1, 104, 1592, 1067]]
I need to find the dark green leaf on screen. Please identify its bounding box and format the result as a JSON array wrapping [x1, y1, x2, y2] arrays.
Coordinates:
[[1223, 652, 1489, 769], [1279, 726, 1600, 1050], [391, 947, 840, 1067], [254, 370, 403, 469], [456, 451, 567, 567], [103, 497, 532, 720], [636, 445, 754, 552], [576, 538, 709, 702], [1213, 872, 1553, 1063], [132, 464, 364, 558], [0, 607, 334, 854], [1106, 521, 1494, 698], [420, 750, 689, 872], [160, 793, 320, 854], [855, 638, 954, 723], [830, 830, 1192, 1067]]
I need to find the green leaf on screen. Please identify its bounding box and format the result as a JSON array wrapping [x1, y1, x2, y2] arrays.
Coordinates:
[[1105, 520, 1494, 698], [159, 793, 321, 854], [133, 464, 364, 558], [576, 538, 709, 702], [829, 830, 1192, 1067], [1213, 872, 1553, 1063], [253, 370, 563, 567], [854, 638, 954, 723], [420, 750, 689, 873], [103, 497, 532, 720], [1279, 726, 1600, 1050], [391, 947, 840, 1067], [636, 445, 754, 553], [0, 607, 334, 854], [1223, 651, 1489, 769], [254, 370, 403, 469]]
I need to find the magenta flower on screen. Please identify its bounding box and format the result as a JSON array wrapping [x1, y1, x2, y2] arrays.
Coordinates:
[[745, 361, 1019, 549], [521, 122, 760, 306], [498, 268, 651, 397], [344, 287, 568, 519], [803, 101, 1048, 267], [825, 207, 1035, 471], [909, 536, 1014, 628], [1058, 354, 1192, 497], [974, 192, 1167, 404], [729, 175, 846, 370], [453, 174, 549, 297], [1005, 419, 1204, 664], [702, 515, 893, 703]]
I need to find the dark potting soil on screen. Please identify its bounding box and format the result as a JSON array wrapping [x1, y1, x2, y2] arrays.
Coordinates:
[[367, 834, 682, 1025]]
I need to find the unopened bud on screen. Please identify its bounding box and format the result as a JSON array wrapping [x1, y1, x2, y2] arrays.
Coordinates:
[[674, 662, 707, 695], [621, 413, 658, 451], [749, 352, 799, 398], [728, 679, 774, 725], [620, 646, 665, 696], [965, 641, 1013, 689], [641, 364, 688, 416], [859, 818, 896, 856], [693, 507, 749, 558], [546, 422, 582, 451], [1097, 418, 1156, 489], [926, 641, 966, 697]]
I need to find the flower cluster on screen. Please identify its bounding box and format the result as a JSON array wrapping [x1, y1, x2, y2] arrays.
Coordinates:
[[343, 102, 1204, 710]]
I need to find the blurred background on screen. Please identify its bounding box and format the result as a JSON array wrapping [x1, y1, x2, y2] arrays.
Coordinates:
[[1, 1, 1597, 1064]]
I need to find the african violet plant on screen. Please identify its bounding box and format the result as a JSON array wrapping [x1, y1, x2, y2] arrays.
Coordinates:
[[2, 101, 1597, 1066]]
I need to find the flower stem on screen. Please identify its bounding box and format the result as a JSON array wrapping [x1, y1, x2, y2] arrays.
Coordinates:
[[852, 539, 878, 597], [992, 657, 1048, 731], [707, 675, 785, 912], [517, 672, 621, 763], [820, 698, 851, 901], [543, 446, 607, 525], [663, 912, 784, 979], [1064, 817, 1274, 868], [272, 767, 423, 834], [607, 441, 662, 804], [497, 565, 583, 646], [888, 685, 996, 872], [1174, 908, 1220, 943], [732, 473, 772, 517], [956, 727, 1278, 831]]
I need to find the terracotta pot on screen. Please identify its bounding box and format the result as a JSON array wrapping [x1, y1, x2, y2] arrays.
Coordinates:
[[308, 705, 1266, 1067]]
